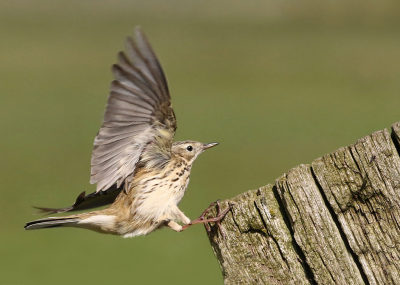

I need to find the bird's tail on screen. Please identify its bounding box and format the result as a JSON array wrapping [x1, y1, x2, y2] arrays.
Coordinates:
[[24, 215, 83, 230], [25, 212, 117, 234]]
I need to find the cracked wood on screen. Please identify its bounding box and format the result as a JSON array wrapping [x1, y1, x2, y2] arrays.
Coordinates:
[[205, 120, 400, 285]]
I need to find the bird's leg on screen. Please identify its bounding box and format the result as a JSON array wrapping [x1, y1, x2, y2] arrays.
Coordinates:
[[165, 207, 190, 232], [167, 220, 183, 232], [181, 201, 233, 236], [181, 201, 217, 232]]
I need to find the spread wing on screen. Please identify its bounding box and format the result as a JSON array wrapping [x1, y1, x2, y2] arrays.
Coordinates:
[[91, 27, 176, 193]]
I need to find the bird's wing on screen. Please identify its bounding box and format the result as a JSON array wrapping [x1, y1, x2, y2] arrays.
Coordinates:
[[91, 27, 176, 192], [34, 185, 123, 215]]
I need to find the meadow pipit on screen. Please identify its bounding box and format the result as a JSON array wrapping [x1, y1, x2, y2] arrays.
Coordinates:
[[24, 27, 231, 238]]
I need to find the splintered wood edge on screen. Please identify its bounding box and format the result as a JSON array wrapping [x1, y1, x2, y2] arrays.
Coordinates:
[[205, 120, 400, 285]]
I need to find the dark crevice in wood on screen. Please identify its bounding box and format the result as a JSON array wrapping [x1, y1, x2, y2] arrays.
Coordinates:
[[318, 253, 336, 283], [347, 148, 377, 205], [254, 200, 290, 269], [346, 147, 363, 174], [230, 207, 242, 233], [310, 167, 370, 285], [349, 147, 369, 180], [271, 184, 317, 285], [391, 128, 400, 159]]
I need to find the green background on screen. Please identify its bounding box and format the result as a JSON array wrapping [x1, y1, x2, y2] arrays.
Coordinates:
[[2, 1, 400, 284]]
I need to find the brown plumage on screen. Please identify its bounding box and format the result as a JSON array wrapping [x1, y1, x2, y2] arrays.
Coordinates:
[[24, 27, 229, 238]]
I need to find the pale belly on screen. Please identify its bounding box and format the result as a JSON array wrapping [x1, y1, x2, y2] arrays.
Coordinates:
[[130, 171, 190, 225]]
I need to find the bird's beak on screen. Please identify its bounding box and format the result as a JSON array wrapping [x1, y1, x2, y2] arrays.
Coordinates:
[[203, 142, 219, 149]]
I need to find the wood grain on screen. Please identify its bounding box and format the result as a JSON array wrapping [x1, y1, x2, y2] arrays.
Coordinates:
[[206, 121, 400, 284]]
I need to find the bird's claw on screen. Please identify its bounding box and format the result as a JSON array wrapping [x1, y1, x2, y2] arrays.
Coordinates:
[[203, 200, 234, 238], [182, 200, 235, 237]]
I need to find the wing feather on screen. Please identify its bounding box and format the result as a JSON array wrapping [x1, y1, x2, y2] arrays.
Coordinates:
[[112, 65, 160, 104], [108, 90, 155, 112], [134, 29, 169, 99], [92, 139, 133, 164], [110, 81, 156, 108], [125, 38, 156, 89], [34, 186, 123, 215], [117, 52, 163, 98], [93, 125, 149, 154], [91, 27, 176, 192]]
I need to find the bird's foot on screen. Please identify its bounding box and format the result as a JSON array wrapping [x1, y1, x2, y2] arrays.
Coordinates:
[[182, 200, 234, 238]]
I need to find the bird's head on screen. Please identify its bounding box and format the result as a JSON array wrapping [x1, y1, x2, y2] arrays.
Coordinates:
[[172, 141, 218, 164]]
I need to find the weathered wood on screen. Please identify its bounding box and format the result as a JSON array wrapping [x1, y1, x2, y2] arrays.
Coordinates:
[[313, 129, 400, 284], [206, 121, 400, 285], [207, 185, 309, 284], [276, 164, 364, 285]]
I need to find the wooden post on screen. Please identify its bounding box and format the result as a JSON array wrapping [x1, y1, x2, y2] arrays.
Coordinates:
[[206, 121, 400, 284]]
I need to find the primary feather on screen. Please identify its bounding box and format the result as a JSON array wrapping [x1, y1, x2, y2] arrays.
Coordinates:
[[90, 27, 177, 193]]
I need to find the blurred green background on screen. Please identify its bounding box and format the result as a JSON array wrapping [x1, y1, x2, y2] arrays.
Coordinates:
[[1, 0, 400, 284]]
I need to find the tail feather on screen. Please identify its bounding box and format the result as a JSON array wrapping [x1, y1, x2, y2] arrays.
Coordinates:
[[24, 217, 81, 230]]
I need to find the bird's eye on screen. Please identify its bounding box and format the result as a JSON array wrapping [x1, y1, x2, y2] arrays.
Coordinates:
[[186, 146, 193, 151]]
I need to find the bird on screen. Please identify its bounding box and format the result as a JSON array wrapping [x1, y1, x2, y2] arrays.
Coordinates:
[[24, 27, 232, 238]]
